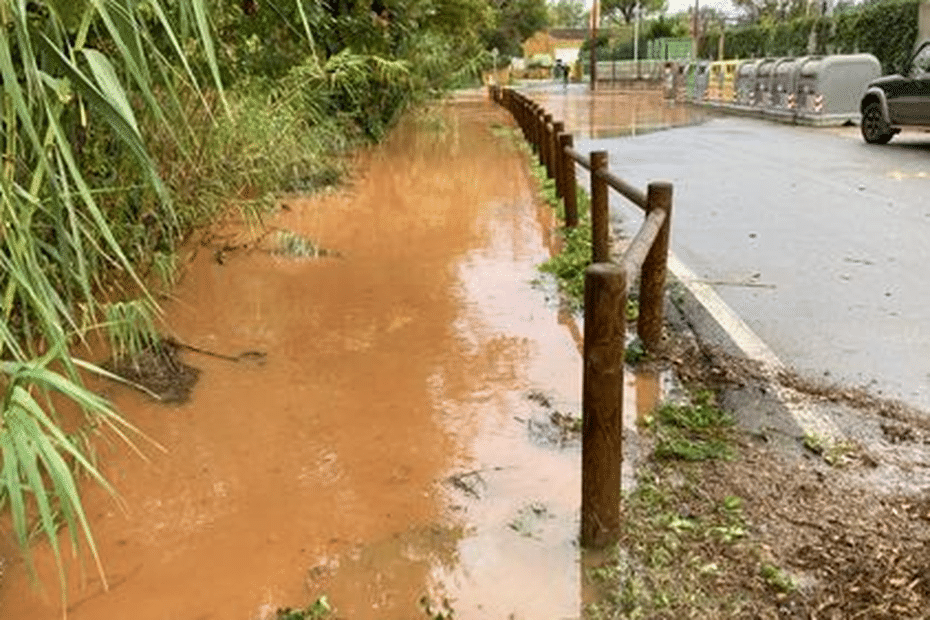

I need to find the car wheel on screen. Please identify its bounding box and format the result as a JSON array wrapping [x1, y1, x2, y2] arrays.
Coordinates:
[[861, 102, 893, 144]]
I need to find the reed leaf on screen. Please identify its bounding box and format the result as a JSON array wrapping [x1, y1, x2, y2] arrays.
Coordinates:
[[0, 0, 221, 608]]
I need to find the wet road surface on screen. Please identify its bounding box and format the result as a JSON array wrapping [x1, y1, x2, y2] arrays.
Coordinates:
[[0, 93, 657, 619], [552, 93, 930, 413], [523, 82, 710, 139]]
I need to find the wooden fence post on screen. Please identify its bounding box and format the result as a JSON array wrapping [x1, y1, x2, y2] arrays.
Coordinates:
[[523, 98, 531, 139], [520, 98, 529, 141], [552, 121, 564, 199], [542, 113, 553, 175], [581, 262, 626, 549], [590, 151, 610, 263], [559, 133, 578, 227], [638, 181, 673, 351], [533, 105, 543, 159], [524, 99, 532, 138]]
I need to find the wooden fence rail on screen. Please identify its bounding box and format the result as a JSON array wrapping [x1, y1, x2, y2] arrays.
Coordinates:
[[489, 85, 674, 549]]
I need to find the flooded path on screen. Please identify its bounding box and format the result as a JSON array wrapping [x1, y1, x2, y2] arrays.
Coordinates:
[[0, 93, 658, 620], [522, 83, 710, 139]]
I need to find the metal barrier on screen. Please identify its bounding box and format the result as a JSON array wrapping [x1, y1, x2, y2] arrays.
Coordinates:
[[593, 59, 665, 82], [489, 85, 673, 550]]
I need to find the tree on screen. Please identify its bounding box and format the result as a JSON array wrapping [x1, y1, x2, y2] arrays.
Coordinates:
[[602, 0, 668, 24], [692, 4, 729, 31], [646, 13, 688, 39], [484, 0, 549, 56], [730, 0, 811, 22], [549, 0, 588, 27]]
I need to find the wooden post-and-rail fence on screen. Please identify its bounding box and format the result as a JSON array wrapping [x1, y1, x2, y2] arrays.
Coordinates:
[[488, 85, 674, 549]]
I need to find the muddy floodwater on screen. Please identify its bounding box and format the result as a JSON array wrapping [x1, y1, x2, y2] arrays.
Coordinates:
[[0, 89, 665, 620], [523, 84, 709, 139]]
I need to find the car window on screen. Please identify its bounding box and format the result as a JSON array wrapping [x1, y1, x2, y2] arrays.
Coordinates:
[[910, 45, 930, 77]]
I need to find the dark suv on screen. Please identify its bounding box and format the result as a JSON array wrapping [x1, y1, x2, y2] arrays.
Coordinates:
[[860, 40, 930, 144]]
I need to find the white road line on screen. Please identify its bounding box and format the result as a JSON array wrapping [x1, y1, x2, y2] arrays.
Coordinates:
[[669, 254, 782, 367]]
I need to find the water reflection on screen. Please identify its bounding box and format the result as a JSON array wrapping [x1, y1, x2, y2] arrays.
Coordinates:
[[527, 86, 710, 139], [304, 525, 465, 620]]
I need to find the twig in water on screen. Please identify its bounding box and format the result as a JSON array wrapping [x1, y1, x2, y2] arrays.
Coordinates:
[[165, 337, 267, 364]]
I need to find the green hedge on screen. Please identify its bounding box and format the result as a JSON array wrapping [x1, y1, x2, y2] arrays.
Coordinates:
[[709, 0, 920, 73]]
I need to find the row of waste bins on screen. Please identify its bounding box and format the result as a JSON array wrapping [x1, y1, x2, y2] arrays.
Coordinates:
[[673, 54, 881, 125]]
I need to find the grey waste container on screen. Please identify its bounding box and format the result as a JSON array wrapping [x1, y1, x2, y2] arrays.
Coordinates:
[[734, 59, 763, 107], [752, 59, 778, 107], [761, 58, 795, 107], [767, 56, 820, 119], [795, 54, 881, 125], [688, 61, 710, 102]]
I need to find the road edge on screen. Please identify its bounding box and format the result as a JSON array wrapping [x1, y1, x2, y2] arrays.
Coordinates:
[[667, 252, 845, 441]]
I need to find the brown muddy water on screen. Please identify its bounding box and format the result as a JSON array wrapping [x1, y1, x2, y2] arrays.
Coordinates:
[[0, 91, 659, 620], [529, 86, 709, 139]]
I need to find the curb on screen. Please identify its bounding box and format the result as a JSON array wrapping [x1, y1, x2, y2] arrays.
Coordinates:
[[667, 252, 844, 441]]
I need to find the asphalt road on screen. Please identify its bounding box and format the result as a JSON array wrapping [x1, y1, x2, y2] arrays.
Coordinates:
[[576, 116, 930, 413]]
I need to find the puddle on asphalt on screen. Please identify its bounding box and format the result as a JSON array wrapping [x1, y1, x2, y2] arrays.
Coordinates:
[[530, 86, 710, 139], [0, 92, 663, 620]]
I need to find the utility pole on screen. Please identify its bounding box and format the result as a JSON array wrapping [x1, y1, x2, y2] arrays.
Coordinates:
[[633, 2, 640, 79], [590, 0, 599, 91], [691, 0, 700, 60]]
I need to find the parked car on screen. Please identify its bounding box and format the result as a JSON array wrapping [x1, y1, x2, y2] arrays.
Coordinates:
[[859, 40, 930, 144]]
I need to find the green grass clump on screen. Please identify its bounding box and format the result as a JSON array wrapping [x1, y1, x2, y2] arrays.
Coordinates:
[[586, 469, 754, 619], [521, 154, 595, 311], [103, 299, 161, 361], [539, 222, 593, 308], [649, 391, 735, 462], [277, 597, 331, 619], [760, 563, 796, 594]]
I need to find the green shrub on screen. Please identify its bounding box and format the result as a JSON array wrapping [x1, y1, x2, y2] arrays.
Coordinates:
[[720, 0, 919, 73]]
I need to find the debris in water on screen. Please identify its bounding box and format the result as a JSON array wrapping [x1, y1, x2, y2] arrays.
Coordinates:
[[524, 390, 581, 446], [880, 422, 916, 444], [526, 389, 552, 408], [166, 337, 267, 365], [273, 230, 340, 259], [445, 470, 486, 499], [507, 501, 554, 539], [101, 340, 200, 403], [444, 466, 509, 500]]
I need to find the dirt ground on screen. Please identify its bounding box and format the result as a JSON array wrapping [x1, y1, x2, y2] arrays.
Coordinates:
[[536, 85, 930, 619], [606, 303, 930, 619]]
